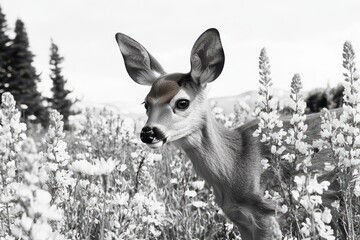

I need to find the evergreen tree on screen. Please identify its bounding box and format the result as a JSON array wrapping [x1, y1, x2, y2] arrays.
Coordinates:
[[8, 19, 48, 126], [0, 6, 11, 92], [49, 39, 73, 129]]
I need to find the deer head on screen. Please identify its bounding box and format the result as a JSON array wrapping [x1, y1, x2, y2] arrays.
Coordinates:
[[115, 28, 225, 148]]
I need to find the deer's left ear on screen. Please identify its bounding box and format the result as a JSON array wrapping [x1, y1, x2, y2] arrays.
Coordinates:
[[189, 28, 225, 87]]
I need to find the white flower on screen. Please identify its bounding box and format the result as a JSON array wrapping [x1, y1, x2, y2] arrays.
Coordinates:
[[31, 221, 54, 240], [21, 214, 33, 231], [336, 134, 345, 144], [354, 184, 360, 197], [321, 129, 332, 139], [69, 159, 94, 175], [130, 152, 138, 159], [35, 189, 52, 205], [294, 175, 306, 190], [184, 190, 197, 198], [149, 225, 162, 237], [170, 178, 178, 184], [318, 225, 335, 240], [79, 179, 89, 188], [261, 159, 270, 170], [277, 146, 286, 154], [355, 135, 360, 146], [324, 162, 335, 171], [70, 158, 118, 175], [191, 180, 205, 190], [313, 139, 325, 150], [271, 145, 277, 154], [291, 190, 300, 201], [280, 204, 288, 213], [306, 177, 329, 194], [322, 207, 332, 224], [146, 153, 162, 165], [300, 196, 310, 210], [295, 141, 309, 155], [119, 164, 127, 172], [192, 200, 207, 208], [309, 195, 322, 206], [96, 157, 118, 175], [331, 200, 340, 210], [114, 193, 129, 206], [300, 218, 311, 236]]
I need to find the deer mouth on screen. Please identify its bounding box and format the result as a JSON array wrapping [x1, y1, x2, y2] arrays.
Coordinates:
[[147, 138, 167, 149]]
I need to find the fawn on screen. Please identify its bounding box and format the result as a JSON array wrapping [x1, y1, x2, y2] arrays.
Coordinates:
[[115, 28, 338, 240]]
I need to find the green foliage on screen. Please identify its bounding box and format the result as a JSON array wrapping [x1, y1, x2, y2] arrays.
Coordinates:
[[49, 39, 75, 130], [7, 19, 48, 126], [0, 5, 77, 129], [305, 85, 344, 113], [0, 6, 11, 93]]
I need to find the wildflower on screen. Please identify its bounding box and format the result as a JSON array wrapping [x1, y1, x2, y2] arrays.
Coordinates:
[[291, 190, 300, 201], [114, 192, 129, 206], [70, 157, 118, 175], [192, 200, 207, 208], [322, 207, 332, 224], [300, 218, 311, 237], [119, 164, 127, 172], [170, 178, 178, 184], [264, 190, 272, 199], [31, 221, 54, 240], [309, 195, 322, 206], [294, 175, 306, 190], [280, 204, 288, 213], [318, 225, 335, 240], [354, 184, 360, 197], [184, 190, 197, 198], [149, 225, 162, 237], [191, 180, 205, 190], [331, 200, 340, 210], [21, 214, 33, 231], [306, 177, 329, 195], [324, 162, 335, 172], [261, 159, 270, 170]]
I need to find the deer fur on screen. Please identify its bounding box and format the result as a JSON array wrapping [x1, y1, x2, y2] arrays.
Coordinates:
[[115, 28, 340, 240]]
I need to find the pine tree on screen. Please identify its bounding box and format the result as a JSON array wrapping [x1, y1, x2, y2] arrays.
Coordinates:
[[49, 39, 74, 130], [8, 19, 48, 126], [0, 6, 11, 92]]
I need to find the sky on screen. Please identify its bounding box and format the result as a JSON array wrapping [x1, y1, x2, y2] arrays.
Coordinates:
[[2, 0, 360, 104]]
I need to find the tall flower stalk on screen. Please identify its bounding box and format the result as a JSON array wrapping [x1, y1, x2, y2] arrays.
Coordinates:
[[0, 93, 64, 239], [254, 48, 287, 207], [319, 41, 360, 239], [0, 93, 27, 235], [286, 74, 334, 239]]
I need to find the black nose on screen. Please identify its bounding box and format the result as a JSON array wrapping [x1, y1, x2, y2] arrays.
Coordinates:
[[140, 126, 165, 144]]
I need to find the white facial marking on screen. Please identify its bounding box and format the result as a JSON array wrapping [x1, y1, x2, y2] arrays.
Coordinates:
[[147, 141, 164, 149], [170, 89, 191, 111]]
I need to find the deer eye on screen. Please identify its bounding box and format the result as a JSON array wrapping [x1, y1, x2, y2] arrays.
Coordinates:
[[175, 99, 190, 110]]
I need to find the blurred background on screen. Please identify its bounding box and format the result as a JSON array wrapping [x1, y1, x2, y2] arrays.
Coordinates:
[[1, 0, 360, 125]]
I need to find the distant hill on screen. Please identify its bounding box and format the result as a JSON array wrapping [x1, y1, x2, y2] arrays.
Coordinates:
[[211, 89, 291, 114], [74, 89, 292, 118]]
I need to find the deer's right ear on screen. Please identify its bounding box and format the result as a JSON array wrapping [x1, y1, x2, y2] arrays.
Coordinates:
[[115, 33, 165, 85]]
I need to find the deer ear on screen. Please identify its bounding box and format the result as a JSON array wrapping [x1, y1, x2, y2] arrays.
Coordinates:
[[115, 33, 166, 85], [189, 28, 225, 87]]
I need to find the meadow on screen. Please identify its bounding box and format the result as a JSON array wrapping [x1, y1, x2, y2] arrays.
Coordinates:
[[1, 41, 360, 240]]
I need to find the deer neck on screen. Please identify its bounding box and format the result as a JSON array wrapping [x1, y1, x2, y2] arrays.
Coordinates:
[[173, 107, 237, 186]]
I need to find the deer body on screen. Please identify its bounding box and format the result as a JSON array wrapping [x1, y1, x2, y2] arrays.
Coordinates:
[[115, 28, 334, 239], [174, 106, 278, 239]]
